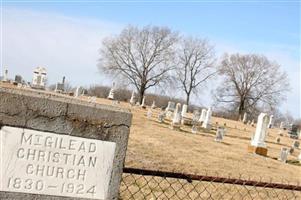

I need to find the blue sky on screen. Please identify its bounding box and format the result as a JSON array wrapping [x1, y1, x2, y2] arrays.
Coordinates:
[[1, 1, 300, 118]]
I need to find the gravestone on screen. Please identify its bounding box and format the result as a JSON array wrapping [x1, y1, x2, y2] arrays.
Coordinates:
[[0, 87, 132, 200], [141, 96, 146, 109], [251, 119, 255, 127], [129, 91, 135, 105], [192, 110, 200, 122], [32, 67, 47, 90], [248, 113, 269, 156], [55, 83, 65, 93], [107, 83, 115, 100], [74, 86, 83, 98], [165, 101, 175, 112], [202, 107, 212, 130], [199, 109, 207, 123], [171, 103, 181, 130], [15, 75, 22, 84], [147, 109, 152, 119], [157, 110, 166, 123], [280, 121, 284, 129], [151, 101, 156, 109], [215, 127, 225, 142], [292, 140, 300, 149], [191, 125, 198, 134], [279, 147, 289, 163], [268, 115, 274, 128], [242, 113, 248, 124], [1, 69, 9, 82], [181, 104, 188, 117]]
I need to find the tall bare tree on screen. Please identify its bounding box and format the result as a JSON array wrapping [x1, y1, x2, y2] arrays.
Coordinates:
[[176, 37, 216, 105], [214, 53, 289, 119], [98, 25, 178, 103]]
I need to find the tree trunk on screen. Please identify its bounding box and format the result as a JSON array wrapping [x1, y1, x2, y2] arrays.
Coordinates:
[[139, 86, 145, 104], [186, 92, 190, 106], [238, 99, 245, 121]]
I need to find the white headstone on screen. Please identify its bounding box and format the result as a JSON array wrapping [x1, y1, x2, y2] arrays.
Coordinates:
[[166, 101, 175, 112], [242, 113, 248, 124], [165, 101, 171, 111], [151, 101, 156, 109], [3, 69, 8, 81], [251, 113, 269, 147], [141, 96, 146, 108], [74, 86, 82, 97], [280, 121, 284, 129], [172, 103, 181, 125], [202, 107, 212, 129], [268, 115, 274, 128], [108, 87, 115, 100], [279, 147, 289, 163], [181, 104, 188, 117], [32, 67, 47, 89], [199, 109, 207, 122], [130, 91, 135, 105]]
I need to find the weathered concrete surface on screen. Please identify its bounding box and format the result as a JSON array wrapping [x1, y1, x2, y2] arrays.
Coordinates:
[[0, 87, 132, 200]]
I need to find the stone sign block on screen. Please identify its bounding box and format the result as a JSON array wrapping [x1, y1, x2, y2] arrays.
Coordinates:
[[1, 126, 116, 199], [0, 87, 132, 200]]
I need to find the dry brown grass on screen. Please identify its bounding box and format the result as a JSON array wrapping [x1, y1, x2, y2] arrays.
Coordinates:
[[2, 83, 300, 184]]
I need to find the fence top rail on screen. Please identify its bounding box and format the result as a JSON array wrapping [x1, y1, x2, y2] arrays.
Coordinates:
[[123, 167, 301, 191]]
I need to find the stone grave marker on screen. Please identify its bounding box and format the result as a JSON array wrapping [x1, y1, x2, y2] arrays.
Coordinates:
[[151, 101, 156, 109], [292, 140, 300, 149], [141, 96, 146, 109], [242, 112, 248, 124], [198, 109, 207, 123], [14, 75, 22, 84], [107, 84, 115, 100], [248, 113, 269, 156], [268, 115, 274, 128], [215, 127, 225, 142], [0, 87, 132, 200], [129, 91, 135, 106], [147, 109, 152, 119], [171, 103, 181, 130], [279, 147, 289, 163], [202, 107, 212, 130], [157, 110, 166, 123], [31, 67, 47, 90]]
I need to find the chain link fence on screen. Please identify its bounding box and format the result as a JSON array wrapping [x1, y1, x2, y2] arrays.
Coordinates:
[[119, 168, 301, 199]]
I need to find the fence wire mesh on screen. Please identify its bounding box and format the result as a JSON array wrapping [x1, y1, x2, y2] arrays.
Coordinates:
[[119, 168, 301, 200]]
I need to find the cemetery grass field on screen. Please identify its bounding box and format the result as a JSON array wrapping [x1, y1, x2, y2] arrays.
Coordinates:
[[125, 106, 301, 184], [2, 83, 301, 184]]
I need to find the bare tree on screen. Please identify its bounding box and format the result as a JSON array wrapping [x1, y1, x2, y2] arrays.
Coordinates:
[[176, 37, 216, 105], [214, 53, 289, 120], [98, 25, 178, 103]]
